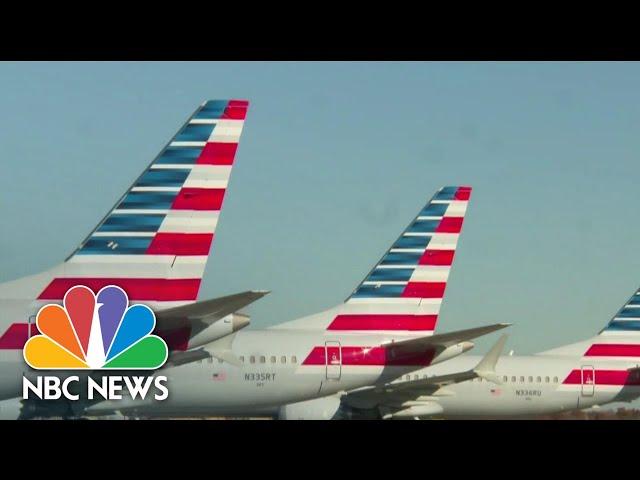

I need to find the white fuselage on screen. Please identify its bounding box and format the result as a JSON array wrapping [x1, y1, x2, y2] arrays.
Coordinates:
[[53, 328, 429, 417], [110, 349, 640, 419], [394, 355, 638, 417], [339, 352, 640, 418]]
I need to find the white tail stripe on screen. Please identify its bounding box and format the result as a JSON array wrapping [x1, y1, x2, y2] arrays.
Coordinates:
[[189, 119, 218, 125], [56, 261, 206, 279], [150, 164, 195, 170], [91, 232, 156, 237], [170, 141, 206, 147], [376, 265, 419, 270], [183, 179, 228, 189], [112, 209, 171, 215], [404, 232, 434, 238], [131, 187, 181, 192], [426, 234, 459, 250], [444, 201, 468, 217], [208, 120, 244, 143], [158, 212, 219, 234], [67, 255, 208, 264], [187, 164, 233, 179], [409, 265, 451, 283]]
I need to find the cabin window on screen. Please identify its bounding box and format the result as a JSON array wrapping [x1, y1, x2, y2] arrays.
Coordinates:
[[270, 356, 276, 364], [259, 356, 266, 364], [536, 376, 541, 383], [281, 356, 287, 364], [511, 376, 516, 382], [291, 356, 297, 364], [545, 376, 550, 383], [553, 377, 558, 383], [519, 376, 525, 383], [250, 356, 255, 364], [528, 376, 533, 383], [207, 356, 213, 364], [239, 356, 245, 363], [405, 375, 410, 381], [503, 376, 508, 383]]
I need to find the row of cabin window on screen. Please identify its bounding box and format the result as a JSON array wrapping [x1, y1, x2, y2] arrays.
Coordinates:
[[201, 356, 298, 365], [401, 374, 560, 384], [501, 375, 559, 384]]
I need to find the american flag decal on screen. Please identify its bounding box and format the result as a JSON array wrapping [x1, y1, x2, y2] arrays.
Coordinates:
[[490, 388, 502, 396], [212, 372, 227, 381]]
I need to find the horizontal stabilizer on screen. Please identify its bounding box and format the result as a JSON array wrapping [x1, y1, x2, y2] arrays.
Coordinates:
[[156, 290, 269, 329], [383, 323, 510, 352]]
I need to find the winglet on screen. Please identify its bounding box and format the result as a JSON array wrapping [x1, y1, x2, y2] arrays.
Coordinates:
[[473, 334, 508, 385]]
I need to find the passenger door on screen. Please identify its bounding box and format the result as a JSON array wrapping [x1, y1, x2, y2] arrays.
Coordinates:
[[581, 365, 595, 397], [325, 341, 342, 380]]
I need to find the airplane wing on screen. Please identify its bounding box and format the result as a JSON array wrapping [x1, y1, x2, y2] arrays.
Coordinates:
[[345, 334, 508, 410], [165, 347, 211, 368]]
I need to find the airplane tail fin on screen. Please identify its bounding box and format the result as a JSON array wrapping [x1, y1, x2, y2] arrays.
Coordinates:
[[0, 100, 249, 309], [542, 285, 640, 356], [275, 186, 472, 334], [539, 285, 640, 389]]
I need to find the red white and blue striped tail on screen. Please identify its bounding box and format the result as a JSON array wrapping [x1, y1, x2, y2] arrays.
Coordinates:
[[527, 245, 640, 387], [574, 287, 640, 361], [328, 186, 472, 334], [36, 100, 249, 308], [542, 287, 640, 388]]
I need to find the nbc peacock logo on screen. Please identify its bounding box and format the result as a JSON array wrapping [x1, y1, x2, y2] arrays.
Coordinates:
[[24, 285, 168, 370]]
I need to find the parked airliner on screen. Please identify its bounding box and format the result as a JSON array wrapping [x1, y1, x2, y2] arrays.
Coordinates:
[[0, 100, 266, 418], [0, 101, 506, 419], [277, 278, 640, 419], [86, 186, 509, 418]]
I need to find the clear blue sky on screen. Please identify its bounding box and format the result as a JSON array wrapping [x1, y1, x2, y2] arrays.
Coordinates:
[[2, 62, 640, 358]]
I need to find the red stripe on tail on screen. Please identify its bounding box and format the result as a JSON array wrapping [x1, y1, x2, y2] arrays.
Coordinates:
[[401, 282, 447, 298], [327, 314, 438, 331], [196, 143, 238, 165], [585, 344, 640, 357], [436, 217, 464, 233], [455, 186, 472, 200], [419, 250, 455, 266], [146, 233, 214, 256], [38, 278, 201, 301], [223, 100, 248, 120], [171, 188, 225, 211]]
